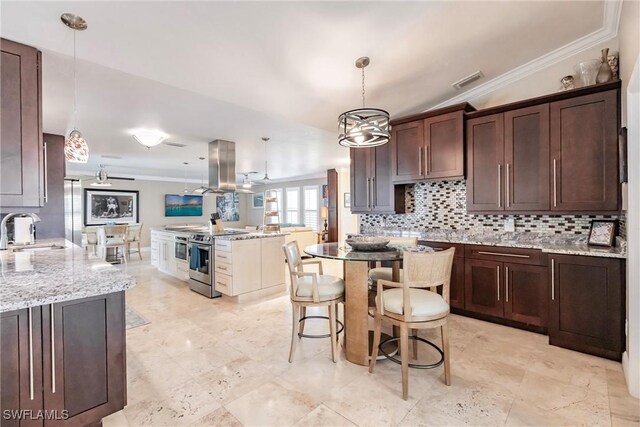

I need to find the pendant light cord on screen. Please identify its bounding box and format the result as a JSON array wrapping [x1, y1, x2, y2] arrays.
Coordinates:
[[361, 66, 366, 108], [73, 29, 78, 130]]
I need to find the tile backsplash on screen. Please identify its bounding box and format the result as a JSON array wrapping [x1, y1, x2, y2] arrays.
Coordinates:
[[360, 180, 624, 237]]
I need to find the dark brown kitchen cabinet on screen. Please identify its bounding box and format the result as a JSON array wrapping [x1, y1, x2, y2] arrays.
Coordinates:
[[391, 104, 471, 184], [464, 259, 503, 317], [0, 292, 126, 427], [549, 254, 625, 360], [350, 144, 395, 214], [503, 263, 548, 327], [467, 105, 549, 213], [550, 90, 619, 212], [1, 38, 44, 208]]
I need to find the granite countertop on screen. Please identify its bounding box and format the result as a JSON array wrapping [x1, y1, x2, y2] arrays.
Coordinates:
[[361, 229, 627, 259], [212, 231, 289, 241], [0, 239, 136, 313], [151, 226, 289, 241]]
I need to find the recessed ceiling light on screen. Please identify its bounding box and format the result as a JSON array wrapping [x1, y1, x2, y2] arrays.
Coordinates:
[[132, 129, 167, 148]]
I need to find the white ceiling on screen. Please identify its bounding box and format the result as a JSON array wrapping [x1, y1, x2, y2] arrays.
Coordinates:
[[0, 1, 606, 182]]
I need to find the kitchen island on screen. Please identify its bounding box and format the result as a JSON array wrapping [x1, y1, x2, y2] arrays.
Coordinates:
[[0, 239, 135, 427]]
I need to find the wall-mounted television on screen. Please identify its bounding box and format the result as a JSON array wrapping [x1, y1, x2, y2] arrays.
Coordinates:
[[165, 194, 203, 217]]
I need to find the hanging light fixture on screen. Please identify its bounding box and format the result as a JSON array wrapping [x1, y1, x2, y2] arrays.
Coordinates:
[[61, 13, 90, 163], [182, 162, 190, 193], [90, 164, 112, 187], [193, 157, 210, 194], [338, 56, 390, 148], [261, 137, 270, 181]]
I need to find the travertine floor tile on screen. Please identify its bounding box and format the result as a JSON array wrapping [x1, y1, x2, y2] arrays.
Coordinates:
[[293, 404, 356, 426]]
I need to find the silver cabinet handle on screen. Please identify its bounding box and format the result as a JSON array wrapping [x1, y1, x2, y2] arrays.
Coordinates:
[[553, 159, 558, 207], [218, 265, 227, 271], [477, 251, 531, 259], [425, 146, 430, 175], [28, 307, 34, 400], [216, 281, 226, 288], [551, 258, 555, 301], [417, 147, 423, 176], [366, 178, 371, 209], [505, 266, 509, 302], [43, 142, 48, 203], [498, 164, 502, 208], [51, 304, 56, 393], [496, 266, 500, 301], [371, 177, 376, 208], [506, 163, 510, 208]]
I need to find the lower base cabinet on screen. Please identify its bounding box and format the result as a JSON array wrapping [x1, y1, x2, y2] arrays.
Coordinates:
[[1, 292, 126, 426], [549, 254, 625, 360]]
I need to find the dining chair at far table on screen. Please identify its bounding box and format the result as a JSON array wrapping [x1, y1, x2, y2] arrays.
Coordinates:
[[96, 225, 128, 264], [369, 247, 455, 400], [81, 226, 99, 255], [283, 241, 345, 363], [125, 223, 143, 260]]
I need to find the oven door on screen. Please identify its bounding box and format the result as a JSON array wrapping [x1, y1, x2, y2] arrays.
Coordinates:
[[175, 238, 188, 261], [188, 243, 212, 283]]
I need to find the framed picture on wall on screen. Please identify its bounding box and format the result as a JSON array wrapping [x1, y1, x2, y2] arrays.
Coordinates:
[[84, 189, 139, 226], [587, 220, 617, 247], [216, 193, 240, 222], [165, 194, 203, 217], [252, 193, 264, 208]]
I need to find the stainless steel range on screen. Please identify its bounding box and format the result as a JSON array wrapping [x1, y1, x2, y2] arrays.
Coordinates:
[[188, 230, 249, 298]]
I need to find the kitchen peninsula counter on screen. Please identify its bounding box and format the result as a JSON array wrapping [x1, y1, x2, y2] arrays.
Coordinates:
[[0, 238, 135, 312]]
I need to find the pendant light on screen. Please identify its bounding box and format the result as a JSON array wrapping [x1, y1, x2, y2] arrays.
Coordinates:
[[261, 137, 270, 181], [90, 164, 112, 187], [338, 56, 390, 148], [182, 162, 190, 193], [193, 157, 210, 194], [61, 13, 90, 163]]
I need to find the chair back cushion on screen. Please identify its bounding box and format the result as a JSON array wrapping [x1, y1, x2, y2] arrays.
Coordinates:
[[126, 224, 142, 242], [282, 241, 303, 274], [388, 237, 418, 247]]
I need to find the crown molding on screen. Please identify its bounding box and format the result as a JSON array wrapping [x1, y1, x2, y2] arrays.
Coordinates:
[[428, 0, 623, 111]]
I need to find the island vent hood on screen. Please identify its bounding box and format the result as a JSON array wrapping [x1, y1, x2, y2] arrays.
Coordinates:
[[207, 139, 237, 193]]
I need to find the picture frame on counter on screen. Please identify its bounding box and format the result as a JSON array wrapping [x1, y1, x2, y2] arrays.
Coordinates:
[[587, 220, 617, 247], [252, 192, 264, 208], [84, 189, 139, 226]]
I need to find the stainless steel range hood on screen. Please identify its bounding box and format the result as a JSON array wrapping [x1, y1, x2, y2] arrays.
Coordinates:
[[208, 139, 237, 193]]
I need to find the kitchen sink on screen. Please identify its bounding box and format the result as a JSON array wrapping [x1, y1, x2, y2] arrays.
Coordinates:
[[12, 244, 65, 252]]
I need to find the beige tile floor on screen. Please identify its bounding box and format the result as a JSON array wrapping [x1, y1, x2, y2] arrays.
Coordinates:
[[103, 258, 639, 427]]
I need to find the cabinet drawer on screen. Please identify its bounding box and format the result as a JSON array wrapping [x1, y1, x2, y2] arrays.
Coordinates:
[[465, 245, 545, 266], [215, 239, 232, 252], [215, 261, 232, 275], [214, 273, 233, 296], [419, 241, 465, 257], [215, 251, 232, 265]]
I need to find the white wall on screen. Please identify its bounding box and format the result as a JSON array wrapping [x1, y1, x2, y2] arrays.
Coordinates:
[[80, 179, 248, 246]]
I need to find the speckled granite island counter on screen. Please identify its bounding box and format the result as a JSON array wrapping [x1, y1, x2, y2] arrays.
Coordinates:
[[0, 239, 133, 425]]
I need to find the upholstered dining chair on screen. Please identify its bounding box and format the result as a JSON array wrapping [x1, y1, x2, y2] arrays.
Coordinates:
[[96, 225, 128, 264], [125, 223, 143, 260], [368, 236, 418, 284], [283, 241, 345, 363], [369, 247, 455, 400]]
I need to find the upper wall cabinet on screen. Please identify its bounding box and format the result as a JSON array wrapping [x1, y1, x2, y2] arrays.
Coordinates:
[[466, 81, 620, 214], [1, 38, 44, 208], [550, 90, 619, 212], [391, 103, 474, 184], [350, 142, 396, 214]]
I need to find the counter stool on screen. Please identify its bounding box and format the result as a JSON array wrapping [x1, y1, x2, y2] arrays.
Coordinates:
[[369, 247, 455, 400], [283, 241, 344, 363]]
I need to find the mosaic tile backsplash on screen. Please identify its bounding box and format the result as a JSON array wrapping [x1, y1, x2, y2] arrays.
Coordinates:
[[360, 180, 625, 237]]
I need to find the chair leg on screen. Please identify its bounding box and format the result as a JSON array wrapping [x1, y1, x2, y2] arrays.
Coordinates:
[[368, 314, 382, 373], [138, 242, 142, 260], [329, 303, 337, 363], [442, 323, 451, 386], [122, 246, 128, 264], [299, 306, 307, 336], [289, 303, 300, 363], [400, 323, 410, 400], [412, 328, 418, 360]]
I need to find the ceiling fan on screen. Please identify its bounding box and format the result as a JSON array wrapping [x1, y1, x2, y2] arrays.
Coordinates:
[[81, 164, 135, 187]]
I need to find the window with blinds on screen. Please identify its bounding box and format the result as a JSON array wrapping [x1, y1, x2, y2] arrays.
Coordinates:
[[285, 187, 300, 224], [303, 186, 319, 231]]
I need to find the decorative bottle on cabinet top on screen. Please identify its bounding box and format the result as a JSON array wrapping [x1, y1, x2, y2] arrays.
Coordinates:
[[596, 48, 614, 84]]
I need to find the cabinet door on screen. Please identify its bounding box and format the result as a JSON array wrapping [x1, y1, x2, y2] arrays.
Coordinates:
[[549, 255, 624, 359], [371, 143, 395, 213], [550, 90, 619, 212], [261, 236, 285, 288], [449, 257, 465, 310], [504, 263, 548, 327], [464, 259, 503, 317], [466, 114, 504, 212], [1, 307, 44, 427], [350, 148, 372, 213], [424, 111, 464, 179], [42, 292, 126, 426], [391, 121, 424, 182], [1, 38, 43, 208], [231, 239, 262, 294], [504, 105, 550, 211]]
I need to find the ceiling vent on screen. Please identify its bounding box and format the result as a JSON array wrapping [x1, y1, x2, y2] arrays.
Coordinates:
[[101, 154, 122, 159], [162, 141, 187, 148], [451, 71, 483, 90]]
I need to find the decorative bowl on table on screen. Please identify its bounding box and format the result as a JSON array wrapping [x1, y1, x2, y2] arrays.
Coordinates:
[[345, 236, 391, 251]]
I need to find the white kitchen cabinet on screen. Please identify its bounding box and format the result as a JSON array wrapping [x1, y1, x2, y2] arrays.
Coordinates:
[[261, 236, 285, 288], [151, 230, 177, 277], [214, 238, 262, 296]]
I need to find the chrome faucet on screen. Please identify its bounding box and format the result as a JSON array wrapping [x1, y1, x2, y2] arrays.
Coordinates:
[[0, 213, 41, 250]]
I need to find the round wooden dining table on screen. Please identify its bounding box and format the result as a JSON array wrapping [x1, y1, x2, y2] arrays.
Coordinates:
[[304, 242, 430, 366]]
